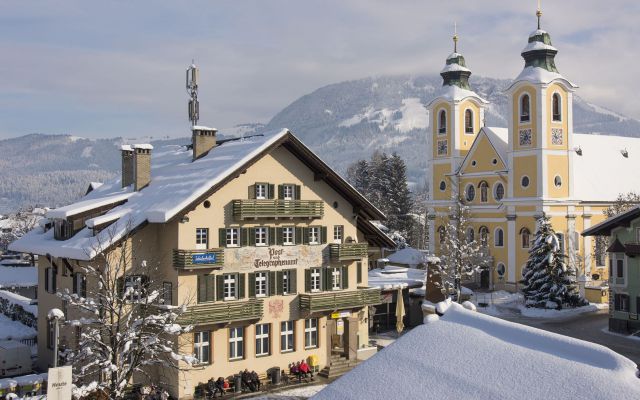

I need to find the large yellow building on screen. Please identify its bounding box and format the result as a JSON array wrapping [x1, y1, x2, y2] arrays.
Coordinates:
[[426, 13, 640, 291]]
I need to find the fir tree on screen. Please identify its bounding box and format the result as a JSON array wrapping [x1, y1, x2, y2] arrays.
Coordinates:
[[521, 214, 588, 309], [346, 159, 370, 197], [386, 153, 413, 235]]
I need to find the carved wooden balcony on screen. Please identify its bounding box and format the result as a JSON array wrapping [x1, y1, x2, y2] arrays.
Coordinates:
[[329, 243, 368, 261], [178, 299, 264, 326], [232, 199, 324, 220], [299, 288, 381, 313], [173, 248, 225, 270]]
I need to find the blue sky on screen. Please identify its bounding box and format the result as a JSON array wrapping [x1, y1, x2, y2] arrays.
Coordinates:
[[1, 1, 638, 139]]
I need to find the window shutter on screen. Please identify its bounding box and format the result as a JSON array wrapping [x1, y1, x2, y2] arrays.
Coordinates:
[[268, 184, 275, 199], [241, 228, 249, 247], [269, 227, 277, 246], [52, 266, 57, 292], [237, 273, 245, 299], [294, 185, 301, 200], [44, 268, 50, 292], [357, 262, 362, 284], [207, 275, 215, 301], [305, 269, 311, 293], [302, 228, 309, 245], [276, 228, 283, 246], [248, 273, 256, 298], [81, 275, 87, 297], [289, 269, 297, 294], [216, 275, 224, 301], [321, 227, 327, 244], [219, 228, 226, 247], [197, 275, 206, 303], [248, 228, 256, 246], [322, 268, 329, 291], [73, 273, 78, 294], [295, 227, 303, 245], [342, 266, 349, 289], [269, 271, 276, 296], [276, 271, 284, 295], [248, 184, 255, 199], [278, 185, 284, 199]]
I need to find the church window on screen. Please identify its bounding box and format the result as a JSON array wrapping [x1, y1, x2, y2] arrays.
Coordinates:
[[492, 158, 498, 165], [466, 228, 475, 243], [496, 263, 506, 277], [479, 226, 489, 247], [520, 94, 530, 123], [520, 228, 531, 248], [494, 228, 504, 247], [479, 181, 489, 203], [521, 176, 530, 188], [554, 175, 562, 188], [439, 181, 446, 191], [438, 226, 446, 244], [465, 184, 475, 202], [552, 93, 562, 121], [465, 109, 474, 134], [438, 110, 447, 135], [494, 183, 505, 201]]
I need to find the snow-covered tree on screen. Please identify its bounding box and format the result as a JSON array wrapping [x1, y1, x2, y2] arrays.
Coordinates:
[[521, 214, 588, 309], [0, 206, 41, 254], [594, 192, 640, 269], [57, 221, 196, 399], [346, 159, 370, 197], [435, 199, 490, 302]]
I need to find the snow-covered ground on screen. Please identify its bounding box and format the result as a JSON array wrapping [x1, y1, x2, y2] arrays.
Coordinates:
[[252, 384, 327, 399], [0, 314, 36, 341], [0, 290, 37, 316]]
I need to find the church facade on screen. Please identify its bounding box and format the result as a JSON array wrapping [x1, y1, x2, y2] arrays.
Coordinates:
[[426, 11, 640, 291]]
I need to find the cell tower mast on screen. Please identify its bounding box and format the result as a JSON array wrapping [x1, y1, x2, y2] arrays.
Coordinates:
[[186, 61, 199, 126]]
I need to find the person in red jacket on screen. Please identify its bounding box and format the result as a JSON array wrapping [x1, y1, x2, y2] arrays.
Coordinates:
[[299, 359, 314, 381]]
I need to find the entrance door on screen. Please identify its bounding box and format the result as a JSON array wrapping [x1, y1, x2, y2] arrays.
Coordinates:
[[480, 268, 490, 289], [331, 318, 345, 354]]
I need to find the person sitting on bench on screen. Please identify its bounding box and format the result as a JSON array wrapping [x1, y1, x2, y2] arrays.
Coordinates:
[[299, 359, 314, 381]]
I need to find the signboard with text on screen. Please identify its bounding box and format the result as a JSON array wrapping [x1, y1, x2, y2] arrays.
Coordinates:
[[47, 365, 72, 400], [192, 252, 217, 264]]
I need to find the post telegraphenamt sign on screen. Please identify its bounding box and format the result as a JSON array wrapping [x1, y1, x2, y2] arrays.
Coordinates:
[[192, 252, 217, 264], [253, 248, 298, 269], [223, 245, 324, 271], [47, 365, 72, 400]]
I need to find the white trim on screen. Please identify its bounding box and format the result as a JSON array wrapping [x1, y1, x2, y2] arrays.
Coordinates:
[[507, 218, 516, 282], [468, 217, 507, 223], [551, 91, 563, 123], [520, 175, 531, 189]]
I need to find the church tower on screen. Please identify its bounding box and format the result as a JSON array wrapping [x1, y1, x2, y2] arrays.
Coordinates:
[[506, 6, 578, 202]]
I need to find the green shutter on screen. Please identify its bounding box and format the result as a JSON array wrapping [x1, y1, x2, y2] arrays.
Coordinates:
[[219, 228, 226, 247], [197, 275, 205, 303], [357, 262, 362, 284], [249, 184, 255, 199], [321, 226, 327, 244], [72, 272, 78, 294], [268, 184, 275, 199], [342, 266, 349, 289], [248, 228, 256, 246], [278, 185, 284, 199], [295, 227, 303, 245], [269, 227, 277, 246], [294, 185, 301, 200], [305, 269, 311, 293], [322, 268, 329, 291], [248, 273, 256, 298], [289, 269, 297, 294], [241, 228, 248, 247], [302, 228, 310, 245], [207, 275, 215, 302], [216, 275, 224, 301], [269, 271, 276, 296], [276, 228, 283, 246], [237, 273, 245, 299], [276, 271, 284, 295], [52, 266, 57, 292], [44, 268, 50, 292]]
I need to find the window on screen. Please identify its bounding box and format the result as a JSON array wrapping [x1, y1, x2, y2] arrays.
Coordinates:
[[255, 183, 267, 199], [438, 110, 446, 134], [282, 184, 294, 200], [439, 181, 446, 191], [496, 263, 506, 277], [45, 267, 56, 294], [438, 226, 446, 244], [124, 275, 146, 302], [333, 225, 343, 244], [255, 323, 270, 357], [280, 321, 295, 352], [310, 268, 321, 292], [494, 183, 505, 201], [226, 228, 239, 247], [223, 273, 237, 300], [465, 109, 474, 134], [520, 94, 530, 123], [255, 271, 268, 297], [255, 227, 268, 246], [282, 227, 295, 245], [495, 228, 504, 247], [521, 228, 531, 248], [614, 293, 629, 312], [479, 181, 488, 203], [163, 282, 173, 305], [479, 226, 489, 247], [465, 185, 475, 202], [282, 270, 293, 295], [73, 272, 86, 297], [194, 332, 211, 364], [613, 255, 626, 286], [331, 267, 342, 290], [521, 176, 530, 188], [229, 327, 244, 360], [465, 227, 475, 243], [554, 175, 562, 188], [552, 93, 561, 121], [305, 318, 318, 349], [196, 228, 208, 250], [309, 227, 320, 244]]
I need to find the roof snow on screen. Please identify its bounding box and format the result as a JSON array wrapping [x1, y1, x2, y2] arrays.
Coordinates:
[[428, 85, 488, 105], [440, 63, 471, 74], [133, 143, 153, 150], [313, 302, 640, 400], [368, 266, 425, 291], [511, 66, 578, 89], [46, 192, 133, 219], [192, 125, 217, 131], [120, 145, 133, 151], [386, 248, 434, 267], [446, 52, 462, 60], [529, 29, 548, 38], [521, 41, 558, 53], [483, 127, 509, 165]]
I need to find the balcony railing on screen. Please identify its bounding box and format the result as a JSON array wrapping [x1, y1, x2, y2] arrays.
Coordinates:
[[299, 288, 382, 313], [178, 299, 264, 326], [173, 249, 225, 270], [329, 243, 369, 261], [232, 199, 324, 220]]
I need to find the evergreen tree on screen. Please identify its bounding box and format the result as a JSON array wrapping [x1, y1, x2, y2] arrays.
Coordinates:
[[521, 214, 588, 309], [386, 153, 413, 234], [346, 159, 370, 197]]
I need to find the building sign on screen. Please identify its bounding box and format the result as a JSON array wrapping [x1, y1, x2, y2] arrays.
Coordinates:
[[47, 365, 72, 400], [254, 248, 298, 269], [336, 319, 344, 336], [381, 293, 393, 304], [192, 252, 217, 264], [331, 311, 351, 319]]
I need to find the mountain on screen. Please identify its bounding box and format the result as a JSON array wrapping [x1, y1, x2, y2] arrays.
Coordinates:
[[1, 74, 638, 213]]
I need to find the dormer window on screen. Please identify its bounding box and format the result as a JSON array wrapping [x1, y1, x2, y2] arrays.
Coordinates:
[[552, 93, 561, 121], [464, 109, 474, 134], [520, 94, 531, 123], [438, 110, 447, 135]]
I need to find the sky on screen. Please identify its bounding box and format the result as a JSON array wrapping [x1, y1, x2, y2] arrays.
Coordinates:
[[0, 0, 639, 140]]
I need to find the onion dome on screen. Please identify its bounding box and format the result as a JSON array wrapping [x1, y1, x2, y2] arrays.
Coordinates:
[[440, 29, 472, 90]]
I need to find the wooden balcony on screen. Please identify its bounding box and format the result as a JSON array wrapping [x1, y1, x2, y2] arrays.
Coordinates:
[[329, 243, 368, 261], [299, 288, 382, 313], [173, 249, 225, 270], [178, 299, 264, 326], [232, 199, 324, 220]]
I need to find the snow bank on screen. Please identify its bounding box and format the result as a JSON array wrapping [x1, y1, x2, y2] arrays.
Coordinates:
[[386, 248, 433, 267], [0, 314, 36, 340], [0, 290, 37, 316], [0, 266, 37, 288], [313, 302, 640, 400], [367, 266, 425, 290]]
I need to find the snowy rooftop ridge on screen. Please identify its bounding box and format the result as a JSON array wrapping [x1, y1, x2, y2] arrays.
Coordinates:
[[510, 66, 578, 89], [521, 41, 557, 53], [440, 63, 470, 74], [427, 84, 488, 106]]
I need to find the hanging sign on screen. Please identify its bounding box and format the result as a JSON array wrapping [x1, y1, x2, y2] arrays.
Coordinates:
[[331, 311, 351, 319]]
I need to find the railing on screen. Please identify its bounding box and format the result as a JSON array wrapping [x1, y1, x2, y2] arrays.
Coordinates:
[[178, 299, 264, 326], [173, 249, 225, 270], [232, 199, 324, 220], [299, 288, 382, 313], [329, 243, 369, 261]]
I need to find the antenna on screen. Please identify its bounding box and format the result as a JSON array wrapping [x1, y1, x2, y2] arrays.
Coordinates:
[[186, 61, 200, 126]]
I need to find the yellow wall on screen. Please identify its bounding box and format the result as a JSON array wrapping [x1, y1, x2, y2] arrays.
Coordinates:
[[458, 100, 481, 155], [432, 101, 452, 159], [546, 154, 570, 198], [460, 133, 506, 174], [512, 85, 538, 150], [433, 163, 452, 201], [546, 83, 569, 150], [512, 155, 538, 197]]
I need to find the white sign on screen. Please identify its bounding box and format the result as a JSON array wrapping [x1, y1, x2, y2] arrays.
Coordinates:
[[47, 365, 73, 400], [336, 319, 345, 336]]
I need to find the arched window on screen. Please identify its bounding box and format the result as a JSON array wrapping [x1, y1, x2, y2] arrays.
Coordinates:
[[438, 226, 446, 244], [520, 227, 531, 248], [438, 110, 447, 135], [439, 181, 446, 191], [552, 93, 561, 121], [494, 228, 504, 247], [465, 184, 475, 202], [479, 181, 489, 203], [494, 183, 505, 201], [466, 227, 475, 243], [465, 109, 474, 134], [479, 226, 489, 247], [520, 94, 530, 123], [496, 263, 506, 277]]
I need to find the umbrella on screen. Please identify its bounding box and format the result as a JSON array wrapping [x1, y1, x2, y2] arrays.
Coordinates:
[[395, 287, 405, 333]]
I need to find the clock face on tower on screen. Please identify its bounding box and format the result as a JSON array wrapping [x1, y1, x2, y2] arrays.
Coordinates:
[[519, 129, 532, 146], [551, 128, 563, 145]]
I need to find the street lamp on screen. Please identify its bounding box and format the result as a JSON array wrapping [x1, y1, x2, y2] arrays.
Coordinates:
[[47, 308, 65, 368]]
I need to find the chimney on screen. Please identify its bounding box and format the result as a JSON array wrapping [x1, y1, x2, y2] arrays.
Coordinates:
[[121, 145, 134, 188], [133, 144, 153, 191], [192, 126, 218, 161]]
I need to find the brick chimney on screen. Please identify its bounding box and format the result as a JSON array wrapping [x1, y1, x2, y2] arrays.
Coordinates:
[[192, 126, 218, 161], [120, 145, 134, 188], [133, 144, 153, 191]]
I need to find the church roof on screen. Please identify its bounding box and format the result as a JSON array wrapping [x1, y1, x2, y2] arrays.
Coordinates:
[[483, 127, 509, 165]]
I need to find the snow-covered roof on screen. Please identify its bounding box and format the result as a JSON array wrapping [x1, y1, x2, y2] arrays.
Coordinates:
[[192, 125, 217, 131], [509, 66, 578, 90], [446, 52, 462, 61], [521, 41, 557, 53], [483, 127, 509, 166], [386, 248, 435, 267], [0, 290, 36, 316], [529, 29, 547, 38], [46, 192, 133, 219], [440, 63, 470, 74], [0, 266, 37, 288], [573, 133, 640, 202], [368, 266, 426, 291], [133, 143, 153, 150], [314, 302, 640, 400], [426, 85, 489, 106], [0, 314, 36, 341], [120, 145, 133, 151]]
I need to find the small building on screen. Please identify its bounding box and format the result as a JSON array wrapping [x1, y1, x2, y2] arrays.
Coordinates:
[[0, 341, 32, 378], [368, 266, 426, 331], [385, 247, 440, 270]]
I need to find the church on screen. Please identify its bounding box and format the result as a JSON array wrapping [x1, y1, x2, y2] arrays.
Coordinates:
[[425, 8, 640, 292]]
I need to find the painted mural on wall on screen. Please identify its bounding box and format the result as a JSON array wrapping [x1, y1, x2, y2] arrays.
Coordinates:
[[223, 245, 327, 271]]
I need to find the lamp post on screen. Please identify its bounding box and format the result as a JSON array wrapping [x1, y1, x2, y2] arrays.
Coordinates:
[[47, 308, 65, 368]]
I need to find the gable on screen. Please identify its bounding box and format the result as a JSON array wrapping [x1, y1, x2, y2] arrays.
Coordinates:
[[459, 130, 506, 175]]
